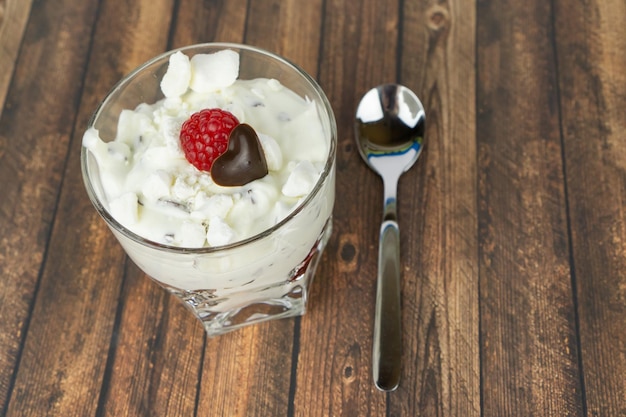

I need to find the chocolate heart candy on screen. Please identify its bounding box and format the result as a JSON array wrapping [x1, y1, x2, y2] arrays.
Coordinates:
[[211, 123, 269, 186]]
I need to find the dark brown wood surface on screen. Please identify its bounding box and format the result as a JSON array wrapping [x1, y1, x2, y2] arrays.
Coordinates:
[[0, 0, 624, 416]]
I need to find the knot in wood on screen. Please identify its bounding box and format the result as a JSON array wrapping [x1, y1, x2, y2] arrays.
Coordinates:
[[340, 242, 356, 262], [427, 5, 450, 31]]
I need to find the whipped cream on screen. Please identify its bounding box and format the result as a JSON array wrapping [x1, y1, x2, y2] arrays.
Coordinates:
[[83, 50, 329, 248]]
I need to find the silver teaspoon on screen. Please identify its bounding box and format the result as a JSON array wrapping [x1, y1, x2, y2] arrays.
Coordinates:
[[354, 84, 425, 392]]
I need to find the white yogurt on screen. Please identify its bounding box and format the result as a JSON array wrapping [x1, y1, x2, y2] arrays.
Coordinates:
[[83, 46, 335, 319], [83, 50, 329, 249]]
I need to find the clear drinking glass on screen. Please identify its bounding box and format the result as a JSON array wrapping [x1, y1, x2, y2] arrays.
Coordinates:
[[81, 43, 337, 336]]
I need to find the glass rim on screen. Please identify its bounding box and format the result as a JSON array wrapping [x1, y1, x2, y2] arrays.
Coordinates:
[[81, 42, 337, 254]]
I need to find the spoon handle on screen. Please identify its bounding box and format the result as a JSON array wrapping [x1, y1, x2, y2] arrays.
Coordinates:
[[373, 219, 402, 391]]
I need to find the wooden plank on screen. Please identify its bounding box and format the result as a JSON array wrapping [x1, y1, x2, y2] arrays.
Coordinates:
[[0, 0, 98, 413], [171, 0, 327, 415], [553, 0, 626, 415], [174, 2, 304, 416], [68, 0, 210, 415], [396, 0, 480, 415], [73, 1, 260, 415], [294, 0, 398, 415], [71, 0, 209, 415], [246, 0, 323, 76], [3, 0, 177, 416], [198, 320, 298, 417], [170, 0, 247, 47], [0, 0, 33, 114], [476, 0, 584, 415], [98, 265, 204, 417]]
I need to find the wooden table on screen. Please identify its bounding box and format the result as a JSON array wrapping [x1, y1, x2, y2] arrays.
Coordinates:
[[1, 0, 625, 416]]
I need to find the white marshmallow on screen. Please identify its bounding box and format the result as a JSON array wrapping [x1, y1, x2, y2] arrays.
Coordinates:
[[177, 221, 206, 248], [172, 176, 197, 200], [189, 50, 239, 93], [281, 106, 328, 162], [160, 51, 191, 98], [141, 170, 172, 202], [271, 201, 292, 224], [155, 114, 186, 153], [258, 133, 282, 171], [106, 142, 132, 164], [83, 129, 117, 169], [109, 192, 139, 226], [85, 51, 331, 250], [140, 146, 181, 171], [191, 193, 234, 219], [82, 127, 103, 151], [267, 79, 282, 91], [117, 110, 156, 147], [207, 216, 236, 247], [282, 160, 319, 197]]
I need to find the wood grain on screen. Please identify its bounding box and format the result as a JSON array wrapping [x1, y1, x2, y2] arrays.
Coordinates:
[[294, 0, 399, 416], [185, 1, 327, 415], [477, 0, 584, 415], [171, 0, 247, 47], [0, 0, 625, 415], [0, 0, 98, 413], [95, 264, 205, 417], [0, 0, 32, 115], [554, 0, 626, 415], [246, 0, 323, 76], [399, 0, 480, 416], [178, 0, 322, 415], [3, 0, 175, 415], [73, 1, 201, 416]]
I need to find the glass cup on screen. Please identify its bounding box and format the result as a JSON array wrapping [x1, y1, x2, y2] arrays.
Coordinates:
[[81, 43, 337, 336]]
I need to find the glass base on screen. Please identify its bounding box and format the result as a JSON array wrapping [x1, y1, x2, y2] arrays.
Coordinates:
[[165, 217, 333, 337]]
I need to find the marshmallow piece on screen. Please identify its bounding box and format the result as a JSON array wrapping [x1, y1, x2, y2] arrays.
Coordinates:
[[282, 160, 319, 197], [177, 221, 207, 248], [106, 141, 132, 164], [156, 114, 186, 153], [161, 51, 191, 98], [82, 128, 110, 165], [172, 176, 197, 201], [281, 108, 328, 163], [267, 79, 282, 91], [226, 195, 254, 234], [223, 102, 245, 123], [134, 102, 155, 117], [182, 91, 219, 112], [207, 216, 236, 247], [82, 128, 103, 150], [140, 146, 181, 171], [258, 133, 283, 171], [142, 170, 172, 202], [117, 109, 155, 147], [189, 50, 239, 93], [245, 181, 277, 215], [109, 192, 139, 227], [271, 201, 292, 224], [191, 193, 233, 218], [83, 130, 128, 198], [84, 129, 132, 183]]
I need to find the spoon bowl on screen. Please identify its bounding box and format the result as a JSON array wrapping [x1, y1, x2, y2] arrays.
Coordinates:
[[356, 85, 425, 186], [354, 84, 425, 391]]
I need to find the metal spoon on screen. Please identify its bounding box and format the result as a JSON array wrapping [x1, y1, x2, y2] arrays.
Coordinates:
[[354, 84, 425, 391]]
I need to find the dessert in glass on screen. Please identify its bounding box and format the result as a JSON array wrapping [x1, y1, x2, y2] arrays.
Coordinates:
[[81, 43, 337, 336]]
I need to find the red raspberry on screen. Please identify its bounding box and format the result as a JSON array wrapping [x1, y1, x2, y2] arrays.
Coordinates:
[[179, 109, 239, 171]]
